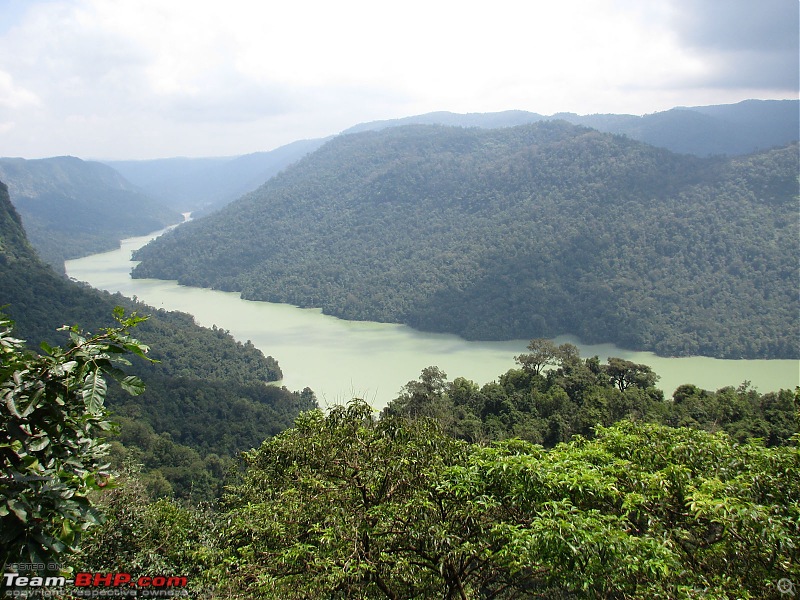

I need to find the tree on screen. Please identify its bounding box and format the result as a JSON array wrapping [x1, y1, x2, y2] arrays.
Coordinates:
[[216, 401, 799, 599], [514, 338, 559, 376], [217, 399, 476, 599], [75, 468, 215, 597], [603, 357, 658, 391], [382, 366, 451, 423], [440, 422, 800, 598], [0, 308, 151, 573]]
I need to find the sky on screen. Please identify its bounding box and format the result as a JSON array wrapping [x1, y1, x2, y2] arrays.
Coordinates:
[[0, 0, 797, 160]]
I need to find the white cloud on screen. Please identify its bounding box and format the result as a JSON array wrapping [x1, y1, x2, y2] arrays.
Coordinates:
[[0, 0, 795, 159], [0, 70, 41, 109]]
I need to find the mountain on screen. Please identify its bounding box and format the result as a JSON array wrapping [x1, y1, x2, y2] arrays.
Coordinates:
[[0, 178, 315, 499], [106, 138, 328, 214], [131, 121, 800, 360], [344, 99, 799, 157], [105, 100, 796, 218], [0, 156, 181, 270]]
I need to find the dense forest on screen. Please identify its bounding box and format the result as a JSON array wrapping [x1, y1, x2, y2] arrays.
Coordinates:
[[385, 340, 798, 449], [0, 156, 181, 270], [0, 180, 316, 499], [1, 98, 798, 596], [108, 100, 798, 216], [132, 121, 799, 359]]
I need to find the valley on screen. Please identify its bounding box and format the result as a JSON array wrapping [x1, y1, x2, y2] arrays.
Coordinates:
[[2, 0, 799, 592], [67, 226, 800, 409]]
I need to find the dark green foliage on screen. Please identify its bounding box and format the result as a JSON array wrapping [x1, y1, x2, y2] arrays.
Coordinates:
[[218, 400, 474, 599], [128, 308, 282, 384], [132, 123, 799, 359], [385, 341, 798, 448], [75, 470, 216, 596], [216, 399, 800, 598], [0, 156, 181, 270], [113, 377, 315, 458], [0, 309, 149, 571], [0, 181, 34, 263]]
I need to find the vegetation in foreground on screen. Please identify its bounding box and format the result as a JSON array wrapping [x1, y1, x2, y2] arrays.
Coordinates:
[[2, 314, 797, 599]]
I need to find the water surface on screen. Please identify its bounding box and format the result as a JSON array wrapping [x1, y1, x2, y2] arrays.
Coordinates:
[[65, 230, 800, 409]]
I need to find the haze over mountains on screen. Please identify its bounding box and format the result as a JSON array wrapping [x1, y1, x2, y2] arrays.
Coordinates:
[[343, 100, 800, 157], [2, 100, 799, 595], [106, 138, 328, 214]]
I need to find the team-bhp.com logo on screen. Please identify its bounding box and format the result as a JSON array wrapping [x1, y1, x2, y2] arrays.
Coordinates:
[[3, 570, 189, 597]]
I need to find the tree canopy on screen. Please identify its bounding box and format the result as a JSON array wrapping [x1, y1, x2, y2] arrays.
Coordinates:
[[213, 399, 799, 599]]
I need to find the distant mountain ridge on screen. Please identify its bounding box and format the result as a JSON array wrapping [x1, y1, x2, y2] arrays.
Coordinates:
[[344, 99, 799, 157], [131, 121, 799, 359], [0, 156, 180, 270], [105, 100, 797, 219], [106, 138, 328, 214]]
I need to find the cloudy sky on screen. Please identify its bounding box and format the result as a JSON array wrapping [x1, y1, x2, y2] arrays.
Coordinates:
[[0, 0, 797, 160]]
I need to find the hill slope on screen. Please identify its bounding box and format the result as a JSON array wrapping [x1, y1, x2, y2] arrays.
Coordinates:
[[106, 100, 797, 220], [0, 156, 181, 269], [131, 122, 800, 359], [0, 179, 315, 497]]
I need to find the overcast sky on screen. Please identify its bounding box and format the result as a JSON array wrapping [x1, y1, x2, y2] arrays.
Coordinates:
[[0, 0, 797, 160]]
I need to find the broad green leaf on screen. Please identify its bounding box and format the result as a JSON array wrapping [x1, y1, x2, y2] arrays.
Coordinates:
[[4, 393, 21, 418], [27, 436, 50, 452], [81, 369, 107, 414], [7, 498, 28, 522], [103, 366, 128, 381], [123, 341, 155, 362], [68, 331, 85, 346], [119, 375, 146, 396], [18, 386, 44, 417], [59, 519, 76, 545]]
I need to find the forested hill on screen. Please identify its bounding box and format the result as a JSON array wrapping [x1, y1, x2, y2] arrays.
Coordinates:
[[0, 179, 316, 499], [106, 101, 796, 217], [0, 156, 181, 270], [131, 122, 799, 360]]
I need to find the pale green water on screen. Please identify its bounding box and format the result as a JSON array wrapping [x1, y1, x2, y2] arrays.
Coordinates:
[[65, 229, 800, 409]]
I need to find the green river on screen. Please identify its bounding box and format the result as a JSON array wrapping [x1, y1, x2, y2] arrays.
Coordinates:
[[65, 229, 799, 409]]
